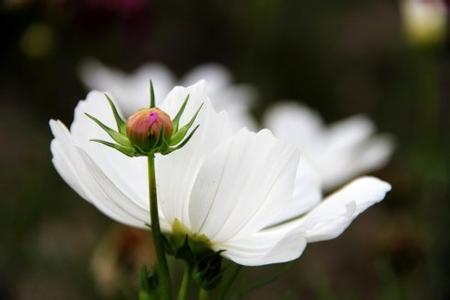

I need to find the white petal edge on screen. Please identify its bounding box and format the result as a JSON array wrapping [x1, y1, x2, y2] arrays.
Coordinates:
[[218, 224, 307, 266], [49, 120, 145, 228], [295, 176, 391, 243], [70, 91, 150, 212], [268, 156, 322, 225]]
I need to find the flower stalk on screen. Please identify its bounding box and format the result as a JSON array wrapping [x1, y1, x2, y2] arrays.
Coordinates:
[[177, 263, 193, 300], [148, 154, 171, 299]]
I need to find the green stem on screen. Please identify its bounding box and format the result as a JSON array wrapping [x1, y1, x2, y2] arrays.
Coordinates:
[[177, 263, 193, 300], [198, 289, 209, 300], [148, 155, 171, 299], [219, 265, 243, 300]]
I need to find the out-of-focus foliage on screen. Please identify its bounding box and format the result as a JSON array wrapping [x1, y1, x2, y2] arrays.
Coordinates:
[[0, 0, 449, 299]]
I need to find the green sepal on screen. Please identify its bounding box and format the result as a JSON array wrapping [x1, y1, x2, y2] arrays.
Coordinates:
[[163, 125, 199, 155], [175, 236, 196, 263], [155, 127, 167, 150], [90, 139, 136, 157], [149, 80, 156, 108], [163, 220, 223, 290], [167, 130, 185, 147], [158, 134, 170, 154], [172, 94, 190, 131], [139, 265, 159, 300], [193, 252, 224, 290], [148, 126, 170, 155], [104, 94, 126, 134], [170, 103, 203, 146], [85, 113, 131, 146]]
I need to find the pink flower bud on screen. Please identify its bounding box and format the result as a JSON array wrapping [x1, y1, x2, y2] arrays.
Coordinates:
[[126, 108, 173, 152]]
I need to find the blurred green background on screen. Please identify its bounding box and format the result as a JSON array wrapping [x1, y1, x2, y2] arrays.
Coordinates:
[[1, 0, 449, 299]]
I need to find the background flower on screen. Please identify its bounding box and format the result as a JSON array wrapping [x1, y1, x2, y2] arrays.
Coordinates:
[[263, 102, 394, 190], [79, 60, 257, 130]]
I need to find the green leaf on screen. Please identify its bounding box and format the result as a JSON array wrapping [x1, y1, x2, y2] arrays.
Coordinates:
[[150, 80, 156, 108], [172, 94, 190, 131], [104, 94, 126, 134], [90, 139, 136, 157], [85, 113, 131, 146]]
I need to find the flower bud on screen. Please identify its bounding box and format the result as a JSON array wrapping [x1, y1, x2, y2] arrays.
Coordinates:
[[126, 108, 173, 152]]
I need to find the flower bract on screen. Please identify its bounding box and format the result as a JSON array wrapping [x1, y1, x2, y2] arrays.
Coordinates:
[[263, 102, 394, 190]]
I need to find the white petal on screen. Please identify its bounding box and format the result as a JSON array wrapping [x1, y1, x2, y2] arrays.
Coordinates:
[[268, 156, 322, 225], [218, 225, 307, 266], [76, 148, 150, 225], [51, 139, 88, 201], [156, 81, 234, 227], [158, 80, 208, 122], [295, 176, 391, 242], [208, 85, 257, 131], [70, 91, 149, 212], [188, 128, 300, 243], [49, 120, 144, 228], [79, 59, 176, 117]]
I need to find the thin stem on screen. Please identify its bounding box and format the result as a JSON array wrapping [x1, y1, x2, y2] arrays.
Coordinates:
[[177, 263, 193, 300], [219, 265, 243, 300], [148, 155, 171, 299], [198, 288, 209, 300]]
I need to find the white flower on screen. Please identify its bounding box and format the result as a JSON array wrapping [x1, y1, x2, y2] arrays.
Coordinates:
[[50, 81, 391, 266], [401, 0, 447, 47], [79, 59, 256, 129], [263, 102, 394, 190]]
